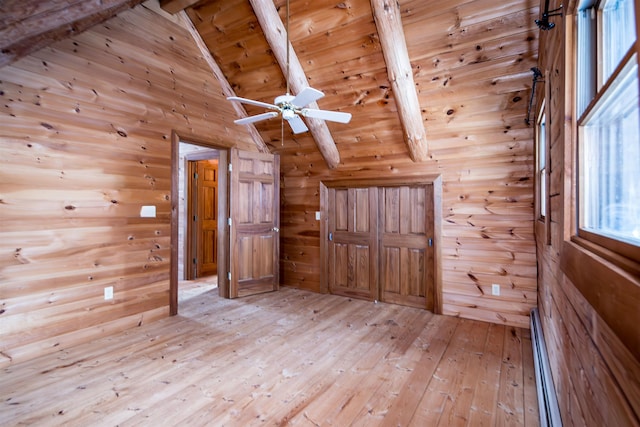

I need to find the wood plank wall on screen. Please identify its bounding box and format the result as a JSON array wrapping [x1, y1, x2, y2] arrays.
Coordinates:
[[268, 0, 541, 328], [535, 0, 640, 425], [1, 0, 542, 365], [0, 4, 256, 366]]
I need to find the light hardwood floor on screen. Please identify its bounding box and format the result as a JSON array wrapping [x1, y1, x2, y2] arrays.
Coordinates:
[[2, 283, 539, 426]]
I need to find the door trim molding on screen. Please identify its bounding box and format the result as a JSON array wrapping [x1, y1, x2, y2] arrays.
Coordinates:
[[170, 130, 233, 315], [320, 175, 442, 189], [186, 160, 197, 280], [319, 175, 443, 314]]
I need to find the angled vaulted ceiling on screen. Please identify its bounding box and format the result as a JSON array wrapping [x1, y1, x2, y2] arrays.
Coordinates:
[[185, 0, 397, 166], [0, 0, 146, 68], [1, 0, 538, 168], [182, 0, 537, 168], [248, 0, 342, 168]]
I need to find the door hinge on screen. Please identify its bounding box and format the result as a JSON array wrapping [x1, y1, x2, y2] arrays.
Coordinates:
[[193, 215, 198, 222], [193, 258, 197, 264], [228, 271, 231, 281], [228, 163, 232, 172], [193, 172, 198, 180], [228, 217, 232, 226], [328, 232, 333, 241], [428, 238, 433, 247]]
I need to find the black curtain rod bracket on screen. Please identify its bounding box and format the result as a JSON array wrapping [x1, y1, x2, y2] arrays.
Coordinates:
[[525, 67, 545, 126], [536, 1, 563, 30]]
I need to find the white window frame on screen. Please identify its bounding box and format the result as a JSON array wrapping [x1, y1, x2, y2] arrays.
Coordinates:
[[574, 0, 640, 266], [537, 101, 548, 222]]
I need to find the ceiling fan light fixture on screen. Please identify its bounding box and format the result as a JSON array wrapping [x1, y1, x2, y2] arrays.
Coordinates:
[[282, 108, 296, 120]]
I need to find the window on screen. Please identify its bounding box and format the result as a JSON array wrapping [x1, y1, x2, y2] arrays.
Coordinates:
[[576, 0, 640, 262], [537, 105, 547, 221]]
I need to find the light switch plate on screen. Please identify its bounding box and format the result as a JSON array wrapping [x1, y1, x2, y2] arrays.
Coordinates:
[[491, 284, 500, 296], [140, 205, 156, 218], [315, 211, 321, 220], [104, 286, 114, 300]]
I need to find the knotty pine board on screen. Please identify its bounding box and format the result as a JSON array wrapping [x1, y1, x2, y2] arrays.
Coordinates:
[[534, 0, 640, 424], [0, 4, 257, 366], [1, 287, 538, 426]]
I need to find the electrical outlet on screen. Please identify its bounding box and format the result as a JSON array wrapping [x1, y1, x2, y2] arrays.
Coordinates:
[[491, 284, 500, 296], [104, 286, 114, 300]]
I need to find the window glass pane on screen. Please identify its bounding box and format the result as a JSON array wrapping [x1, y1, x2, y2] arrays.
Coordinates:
[[602, 0, 636, 82], [577, 8, 596, 116], [581, 59, 640, 245], [539, 114, 546, 169], [538, 112, 547, 218]]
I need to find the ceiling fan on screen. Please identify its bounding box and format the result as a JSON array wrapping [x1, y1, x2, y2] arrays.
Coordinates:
[[226, 0, 351, 135], [227, 87, 352, 134]]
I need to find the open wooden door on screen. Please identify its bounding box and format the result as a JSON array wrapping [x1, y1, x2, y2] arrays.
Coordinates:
[[229, 148, 280, 298]]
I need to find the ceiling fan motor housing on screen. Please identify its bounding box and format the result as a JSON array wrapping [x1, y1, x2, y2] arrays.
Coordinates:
[[275, 94, 295, 105]]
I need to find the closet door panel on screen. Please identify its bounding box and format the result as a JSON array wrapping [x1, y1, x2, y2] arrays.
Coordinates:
[[380, 185, 434, 310], [327, 188, 378, 300]]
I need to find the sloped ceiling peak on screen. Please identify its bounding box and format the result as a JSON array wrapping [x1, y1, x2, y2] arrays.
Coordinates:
[[2, 0, 539, 167], [0, 0, 146, 68]]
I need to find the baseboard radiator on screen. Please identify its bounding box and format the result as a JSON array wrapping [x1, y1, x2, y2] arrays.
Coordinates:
[[530, 308, 563, 427]]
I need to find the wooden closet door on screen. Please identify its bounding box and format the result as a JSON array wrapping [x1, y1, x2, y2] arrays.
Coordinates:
[[327, 187, 378, 300], [379, 185, 434, 310]]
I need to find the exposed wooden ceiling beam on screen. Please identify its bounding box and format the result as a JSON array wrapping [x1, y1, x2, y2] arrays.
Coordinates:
[[179, 11, 269, 153], [371, 0, 429, 162], [248, 0, 341, 169], [159, 0, 201, 14], [0, 0, 145, 69]]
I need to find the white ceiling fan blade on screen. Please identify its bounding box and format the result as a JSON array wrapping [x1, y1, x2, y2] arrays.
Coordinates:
[[300, 108, 352, 124], [234, 111, 279, 125], [227, 96, 280, 111], [286, 115, 309, 134], [291, 87, 324, 108]]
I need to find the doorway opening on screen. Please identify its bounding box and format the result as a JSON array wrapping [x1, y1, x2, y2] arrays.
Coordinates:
[[182, 154, 219, 305], [170, 131, 231, 315], [170, 131, 281, 314]]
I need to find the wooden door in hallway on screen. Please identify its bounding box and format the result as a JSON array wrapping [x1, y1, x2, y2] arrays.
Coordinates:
[[189, 159, 218, 278]]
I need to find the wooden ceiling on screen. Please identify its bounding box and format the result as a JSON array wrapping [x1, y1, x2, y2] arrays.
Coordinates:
[[1, 0, 539, 167], [0, 0, 146, 68], [182, 0, 539, 167]]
